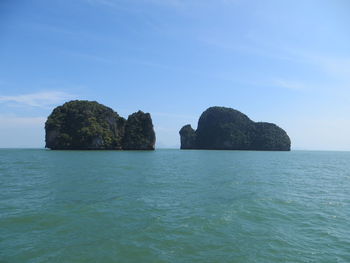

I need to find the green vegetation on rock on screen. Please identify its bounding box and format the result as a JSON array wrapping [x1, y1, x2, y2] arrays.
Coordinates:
[[45, 100, 155, 150], [179, 106, 291, 151], [123, 111, 156, 150]]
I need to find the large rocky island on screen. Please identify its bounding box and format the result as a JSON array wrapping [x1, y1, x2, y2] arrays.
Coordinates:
[[180, 107, 291, 151], [45, 100, 156, 150]]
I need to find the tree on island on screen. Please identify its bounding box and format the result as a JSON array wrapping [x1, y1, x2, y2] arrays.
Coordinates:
[[45, 100, 156, 150], [179, 106, 291, 151]]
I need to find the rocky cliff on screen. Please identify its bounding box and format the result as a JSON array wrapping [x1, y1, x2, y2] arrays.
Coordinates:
[[179, 106, 291, 151], [123, 111, 156, 150], [45, 100, 155, 150], [179, 125, 196, 150]]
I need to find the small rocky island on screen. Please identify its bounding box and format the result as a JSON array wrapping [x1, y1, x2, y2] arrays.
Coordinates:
[[180, 106, 291, 151], [45, 100, 156, 150]]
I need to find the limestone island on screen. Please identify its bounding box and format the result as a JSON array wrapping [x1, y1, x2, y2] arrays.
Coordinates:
[[45, 100, 156, 150], [180, 106, 291, 151]]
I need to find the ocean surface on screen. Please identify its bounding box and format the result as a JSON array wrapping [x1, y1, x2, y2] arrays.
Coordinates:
[[1, 149, 349, 263]]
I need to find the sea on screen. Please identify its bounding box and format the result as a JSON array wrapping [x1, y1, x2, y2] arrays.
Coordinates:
[[1, 149, 349, 263]]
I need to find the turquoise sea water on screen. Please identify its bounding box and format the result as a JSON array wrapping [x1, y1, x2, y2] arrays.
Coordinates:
[[1, 149, 349, 262]]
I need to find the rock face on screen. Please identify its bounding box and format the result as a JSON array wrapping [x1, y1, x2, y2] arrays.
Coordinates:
[[179, 106, 291, 151], [45, 100, 155, 150], [179, 125, 196, 149], [123, 111, 156, 150]]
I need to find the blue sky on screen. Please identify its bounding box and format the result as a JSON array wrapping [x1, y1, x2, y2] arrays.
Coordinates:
[[0, 0, 350, 150]]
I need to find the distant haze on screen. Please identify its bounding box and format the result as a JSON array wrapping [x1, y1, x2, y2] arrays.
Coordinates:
[[0, 0, 349, 150]]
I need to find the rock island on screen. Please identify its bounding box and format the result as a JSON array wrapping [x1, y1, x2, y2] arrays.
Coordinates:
[[45, 100, 156, 150], [180, 106, 291, 151]]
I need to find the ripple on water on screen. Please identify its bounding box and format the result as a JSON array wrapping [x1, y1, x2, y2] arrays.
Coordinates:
[[1, 149, 350, 263]]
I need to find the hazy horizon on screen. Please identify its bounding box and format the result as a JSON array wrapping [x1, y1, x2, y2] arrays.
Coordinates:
[[1, 0, 349, 150], [0, 147, 349, 152]]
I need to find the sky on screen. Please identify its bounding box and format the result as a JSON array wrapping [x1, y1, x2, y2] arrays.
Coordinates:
[[0, 0, 350, 150]]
